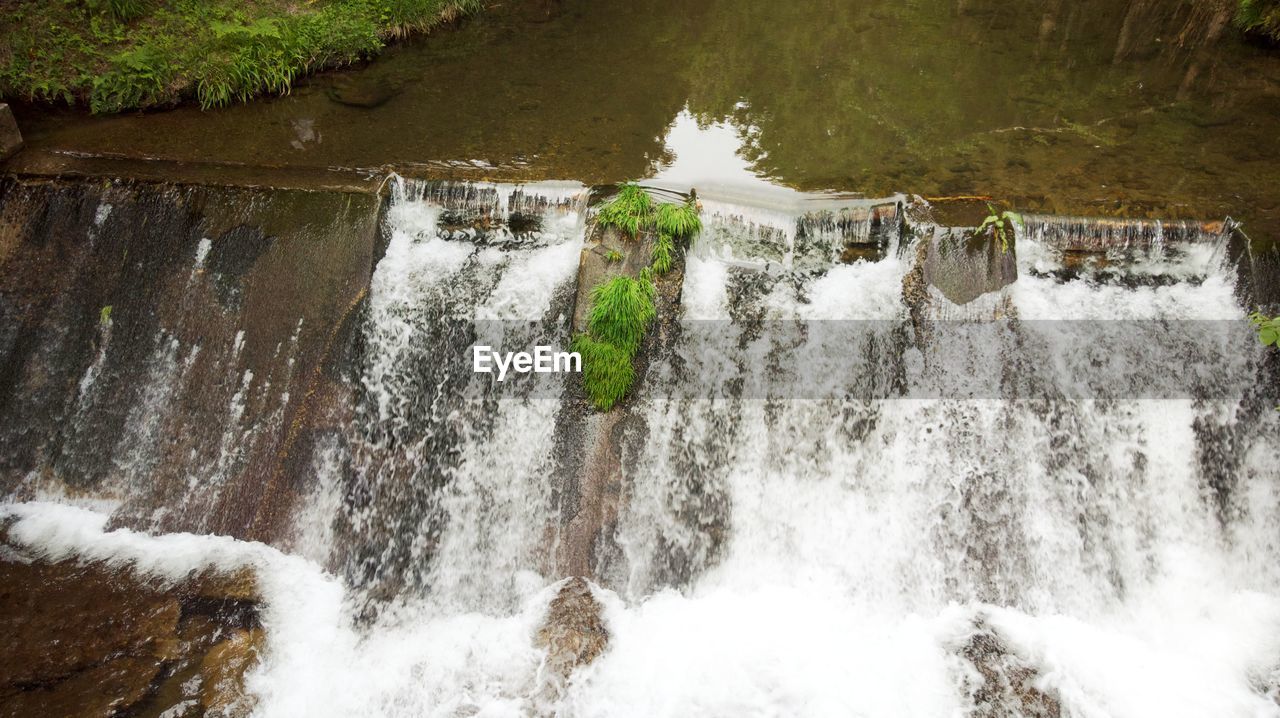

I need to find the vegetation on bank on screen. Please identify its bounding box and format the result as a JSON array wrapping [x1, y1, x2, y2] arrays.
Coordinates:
[[576, 184, 701, 411], [1238, 0, 1280, 40], [0, 0, 481, 112]]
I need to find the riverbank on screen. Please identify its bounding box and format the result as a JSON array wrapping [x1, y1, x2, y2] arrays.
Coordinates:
[[0, 0, 482, 113]]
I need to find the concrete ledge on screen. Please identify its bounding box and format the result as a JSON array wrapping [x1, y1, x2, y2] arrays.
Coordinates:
[[4, 147, 388, 195]]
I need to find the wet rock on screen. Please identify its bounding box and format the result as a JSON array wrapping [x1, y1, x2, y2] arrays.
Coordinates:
[[199, 628, 264, 717], [922, 227, 1018, 306], [0, 178, 382, 544], [536, 577, 609, 682], [901, 237, 932, 345], [0, 655, 160, 718], [0, 538, 265, 718], [0, 104, 20, 161], [960, 624, 1060, 718]]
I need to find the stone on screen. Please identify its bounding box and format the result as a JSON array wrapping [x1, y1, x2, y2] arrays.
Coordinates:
[[189, 566, 262, 603], [0, 655, 160, 718], [961, 624, 1060, 718], [199, 628, 264, 717], [0, 104, 20, 161], [922, 227, 1018, 306], [535, 577, 609, 681], [0, 537, 265, 718], [327, 77, 401, 109]]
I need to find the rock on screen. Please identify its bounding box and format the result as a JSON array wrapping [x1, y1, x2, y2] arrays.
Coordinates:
[[960, 624, 1060, 718], [0, 538, 265, 718], [922, 227, 1017, 306], [0, 655, 160, 718], [189, 566, 261, 603], [0, 557, 180, 687], [199, 628, 264, 717], [901, 237, 932, 344], [536, 577, 609, 681], [0, 104, 20, 161]]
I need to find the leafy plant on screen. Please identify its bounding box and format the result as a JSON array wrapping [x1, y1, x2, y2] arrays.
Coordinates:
[[587, 274, 656, 357], [596, 183, 654, 238], [652, 233, 675, 274], [572, 334, 635, 411], [605, 249, 624, 263], [1249, 312, 1280, 346], [1238, 0, 1280, 40], [653, 199, 702, 240], [91, 43, 172, 113], [974, 204, 1023, 253], [89, 0, 150, 22]]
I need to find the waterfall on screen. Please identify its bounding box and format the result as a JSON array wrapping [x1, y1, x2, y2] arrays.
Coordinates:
[[291, 177, 588, 615], [2, 177, 1277, 718]]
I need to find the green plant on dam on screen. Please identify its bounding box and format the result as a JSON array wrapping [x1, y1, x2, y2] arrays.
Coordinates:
[[595, 183, 655, 238], [975, 204, 1024, 254]]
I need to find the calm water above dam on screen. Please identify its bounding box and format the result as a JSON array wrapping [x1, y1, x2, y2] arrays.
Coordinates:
[[13, 0, 1280, 236]]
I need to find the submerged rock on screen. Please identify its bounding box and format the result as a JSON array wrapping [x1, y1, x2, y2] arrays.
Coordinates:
[[326, 76, 401, 109], [0, 536, 265, 718], [199, 628, 264, 717]]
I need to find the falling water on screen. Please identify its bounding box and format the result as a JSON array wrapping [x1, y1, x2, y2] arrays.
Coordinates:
[[292, 177, 588, 614], [3, 182, 1278, 717]]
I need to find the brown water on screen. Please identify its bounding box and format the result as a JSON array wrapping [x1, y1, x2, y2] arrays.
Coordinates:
[[10, 0, 1280, 237]]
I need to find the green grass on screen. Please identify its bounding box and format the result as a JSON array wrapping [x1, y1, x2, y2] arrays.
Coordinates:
[[1238, 0, 1280, 40], [596, 183, 655, 238], [652, 233, 675, 274], [1, 0, 482, 112], [653, 200, 702, 240], [572, 334, 636, 411], [586, 274, 656, 358], [576, 272, 657, 411], [579, 188, 699, 410]]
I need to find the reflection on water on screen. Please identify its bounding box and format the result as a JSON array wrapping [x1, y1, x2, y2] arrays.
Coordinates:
[[11, 0, 1280, 237]]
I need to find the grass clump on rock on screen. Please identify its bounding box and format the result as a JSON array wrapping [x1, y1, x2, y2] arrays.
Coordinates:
[[577, 188, 700, 410], [652, 233, 675, 274], [586, 274, 656, 358], [653, 199, 702, 240], [576, 272, 656, 411], [1, 0, 482, 112], [571, 335, 636, 411], [596, 183, 654, 238]]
